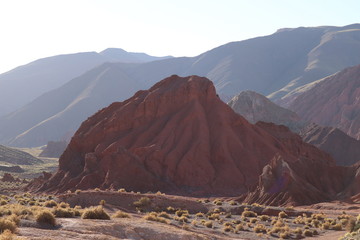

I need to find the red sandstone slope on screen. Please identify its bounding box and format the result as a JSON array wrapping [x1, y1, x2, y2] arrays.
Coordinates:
[[288, 64, 360, 140], [39, 75, 344, 200]]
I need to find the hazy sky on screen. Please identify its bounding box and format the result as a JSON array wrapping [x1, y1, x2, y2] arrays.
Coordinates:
[[0, 0, 359, 74]]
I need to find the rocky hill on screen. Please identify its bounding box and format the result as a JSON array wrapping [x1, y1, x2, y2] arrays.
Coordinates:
[[287, 64, 360, 140], [38, 75, 353, 206], [228, 90, 304, 132], [0, 144, 42, 165]]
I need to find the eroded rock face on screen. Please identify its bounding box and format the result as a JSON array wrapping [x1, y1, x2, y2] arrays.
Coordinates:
[[39, 75, 341, 200], [288, 64, 360, 140]]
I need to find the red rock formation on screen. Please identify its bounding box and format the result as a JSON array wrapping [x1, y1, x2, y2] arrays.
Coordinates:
[[288, 64, 360, 140], [39, 75, 345, 202], [1, 173, 20, 182]]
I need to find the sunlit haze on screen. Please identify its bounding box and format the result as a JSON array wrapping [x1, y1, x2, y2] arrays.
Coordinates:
[[0, 0, 359, 73]]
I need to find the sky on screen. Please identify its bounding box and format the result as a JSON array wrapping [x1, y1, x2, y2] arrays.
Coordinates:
[[0, 0, 359, 74]]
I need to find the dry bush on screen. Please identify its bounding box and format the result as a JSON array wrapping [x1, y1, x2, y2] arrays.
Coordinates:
[[143, 212, 168, 224], [204, 220, 213, 228], [242, 210, 257, 218], [278, 211, 288, 218], [0, 219, 17, 233], [81, 206, 110, 220], [113, 210, 130, 218], [254, 223, 266, 233], [35, 210, 56, 226], [133, 197, 150, 207], [52, 207, 75, 218], [44, 200, 58, 208], [0, 229, 22, 240]]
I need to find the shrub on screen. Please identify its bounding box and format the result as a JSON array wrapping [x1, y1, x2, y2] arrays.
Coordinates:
[[242, 210, 257, 218], [223, 225, 233, 232], [278, 211, 288, 218], [133, 197, 150, 207], [208, 213, 220, 220], [259, 215, 270, 221], [36, 210, 56, 226], [44, 200, 58, 208], [254, 224, 266, 233], [235, 223, 244, 232], [229, 200, 237, 206], [158, 212, 171, 219], [195, 212, 205, 218], [0, 200, 7, 206], [113, 210, 130, 218], [0, 219, 17, 233], [58, 202, 70, 208], [279, 231, 290, 239], [75, 189, 81, 194], [166, 206, 176, 213], [175, 209, 189, 217], [81, 206, 110, 220], [250, 218, 257, 223], [143, 212, 168, 224], [0, 229, 17, 240], [52, 208, 75, 218], [204, 221, 213, 228], [332, 223, 342, 231], [99, 200, 105, 206], [303, 229, 313, 237], [118, 188, 126, 193]]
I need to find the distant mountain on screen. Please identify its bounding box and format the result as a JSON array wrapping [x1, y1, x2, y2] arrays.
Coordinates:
[[228, 91, 304, 132], [0, 63, 141, 147], [100, 48, 172, 63], [0, 49, 172, 117], [2, 24, 360, 147], [0, 145, 42, 165], [287, 64, 360, 140], [300, 123, 360, 166]]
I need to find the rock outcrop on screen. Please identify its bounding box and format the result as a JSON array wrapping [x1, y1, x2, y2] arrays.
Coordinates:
[[39, 76, 347, 204], [288, 64, 360, 140]]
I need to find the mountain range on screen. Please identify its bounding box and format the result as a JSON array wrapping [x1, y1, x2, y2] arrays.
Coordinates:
[[0, 48, 171, 117], [1, 24, 360, 147], [287, 64, 360, 140]]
